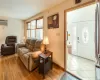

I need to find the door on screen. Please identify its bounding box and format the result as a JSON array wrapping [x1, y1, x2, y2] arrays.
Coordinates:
[[77, 21, 95, 61]]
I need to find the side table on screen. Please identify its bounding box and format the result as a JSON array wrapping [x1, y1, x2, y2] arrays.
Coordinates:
[[39, 50, 53, 79]]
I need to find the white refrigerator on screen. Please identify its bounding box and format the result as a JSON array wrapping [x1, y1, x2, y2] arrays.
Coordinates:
[[95, 1, 100, 80]]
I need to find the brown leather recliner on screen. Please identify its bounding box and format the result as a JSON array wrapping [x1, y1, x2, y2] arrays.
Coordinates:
[[1, 36, 17, 55]]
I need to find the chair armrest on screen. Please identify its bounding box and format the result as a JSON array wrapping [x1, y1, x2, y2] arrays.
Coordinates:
[[28, 51, 42, 71], [1, 44, 14, 54], [1, 44, 7, 48], [29, 51, 42, 59]]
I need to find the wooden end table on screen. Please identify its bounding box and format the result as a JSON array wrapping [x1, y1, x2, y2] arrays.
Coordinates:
[[39, 50, 53, 79]]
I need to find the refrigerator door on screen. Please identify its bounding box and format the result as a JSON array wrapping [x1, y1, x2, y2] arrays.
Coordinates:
[[95, 2, 100, 66]]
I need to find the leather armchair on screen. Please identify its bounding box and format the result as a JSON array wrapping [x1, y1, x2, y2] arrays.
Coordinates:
[[1, 36, 17, 55]]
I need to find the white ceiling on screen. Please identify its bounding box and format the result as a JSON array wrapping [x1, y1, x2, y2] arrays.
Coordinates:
[[0, 0, 66, 20]]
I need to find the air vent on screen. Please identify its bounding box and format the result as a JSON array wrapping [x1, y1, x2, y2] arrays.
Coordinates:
[[0, 20, 8, 26]]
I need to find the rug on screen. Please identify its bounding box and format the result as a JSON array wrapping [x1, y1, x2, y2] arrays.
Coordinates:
[[59, 72, 81, 80]]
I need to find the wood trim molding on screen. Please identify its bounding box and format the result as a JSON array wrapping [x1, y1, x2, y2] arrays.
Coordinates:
[[64, 0, 96, 71], [53, 62, 65, 71], [36, 16, 43, 20], [64, 0, 96, 13], [26, 16, 43, 23], [64, 10, 67, 71], [24, 22, 27, 39]]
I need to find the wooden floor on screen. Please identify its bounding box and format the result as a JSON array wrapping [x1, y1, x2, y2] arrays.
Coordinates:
[[0, 54, 64, 80]]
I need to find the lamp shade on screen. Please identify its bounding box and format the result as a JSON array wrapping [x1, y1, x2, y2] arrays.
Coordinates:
[[43, 36, 49, 45]]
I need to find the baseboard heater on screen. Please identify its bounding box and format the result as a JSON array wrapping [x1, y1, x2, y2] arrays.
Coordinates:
[[0, 20, 8, 26]]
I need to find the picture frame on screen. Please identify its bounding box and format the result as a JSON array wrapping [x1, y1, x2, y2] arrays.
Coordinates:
[[48, 13, 59, 29]]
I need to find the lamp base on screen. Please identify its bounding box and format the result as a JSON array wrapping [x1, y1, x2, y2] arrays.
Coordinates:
[[44, 50, 47, 54], [44, 45, 47, 54]]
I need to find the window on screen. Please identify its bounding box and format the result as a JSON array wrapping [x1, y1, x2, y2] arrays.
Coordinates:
[[27, 23, 31, 38], [27, 18, 43, 39], [36, 19, 43, 39]]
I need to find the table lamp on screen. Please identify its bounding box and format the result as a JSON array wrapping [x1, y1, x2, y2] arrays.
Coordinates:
[[43, 36, 49, 54]]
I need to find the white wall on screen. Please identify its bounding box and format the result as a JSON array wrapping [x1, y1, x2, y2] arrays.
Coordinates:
[[25, 0, 95, 68], [0, 17, 24, 47]]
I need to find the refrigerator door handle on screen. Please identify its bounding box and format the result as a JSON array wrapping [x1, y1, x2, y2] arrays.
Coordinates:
[[98, 2, 100, 65]]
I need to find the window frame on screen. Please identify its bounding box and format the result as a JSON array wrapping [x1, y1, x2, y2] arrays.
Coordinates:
[[26, 17, 43, 39]]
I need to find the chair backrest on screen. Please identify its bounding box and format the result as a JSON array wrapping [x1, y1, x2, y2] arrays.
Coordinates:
[[25, 38, 43, 51], [5, 36, 17, 45], [25, 38, 37, 51]]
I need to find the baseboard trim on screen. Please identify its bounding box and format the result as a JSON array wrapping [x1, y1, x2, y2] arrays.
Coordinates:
[[53, 62, 65, 71]]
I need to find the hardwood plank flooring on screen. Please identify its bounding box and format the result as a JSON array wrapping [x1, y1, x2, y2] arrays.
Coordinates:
[[0, 54, 64, 80]]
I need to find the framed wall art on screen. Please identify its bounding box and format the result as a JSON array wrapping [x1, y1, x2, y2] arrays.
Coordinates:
[[48, 13, 59, 29]]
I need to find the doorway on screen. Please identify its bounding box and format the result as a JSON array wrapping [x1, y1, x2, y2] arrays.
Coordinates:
[[65, 4, 96, 80]]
